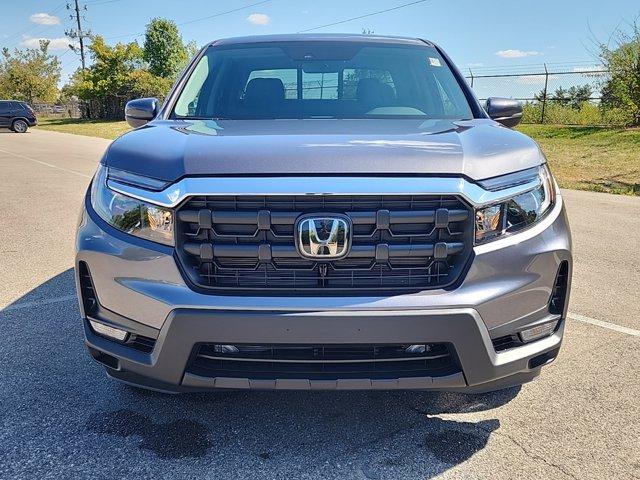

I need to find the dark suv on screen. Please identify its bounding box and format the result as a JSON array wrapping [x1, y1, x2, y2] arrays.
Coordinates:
[[76, 34, 572, 393], [0, 100, 37, 133]]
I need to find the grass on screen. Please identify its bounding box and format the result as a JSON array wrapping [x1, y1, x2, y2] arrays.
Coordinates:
[[36, 117, 130, 140], [35, 118, 640, 195], [518, 124, 640, 195]]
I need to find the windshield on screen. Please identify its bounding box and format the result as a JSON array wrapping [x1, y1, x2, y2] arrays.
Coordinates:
[[172, 42, 473, 120]]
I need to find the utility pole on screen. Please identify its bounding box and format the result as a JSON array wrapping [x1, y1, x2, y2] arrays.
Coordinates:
[[66, 0, 91, 70]]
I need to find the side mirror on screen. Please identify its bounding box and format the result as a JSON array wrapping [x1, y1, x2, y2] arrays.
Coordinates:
[[125, 97, 159, 128], [485, 97, 523, 128]]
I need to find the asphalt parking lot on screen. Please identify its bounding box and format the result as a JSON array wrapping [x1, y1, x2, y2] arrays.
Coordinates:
[[0, 129, 639, 479]]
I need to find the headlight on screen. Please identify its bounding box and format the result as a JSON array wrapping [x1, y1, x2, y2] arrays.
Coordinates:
[[475, 164, 556, 244], [90, 165, 174, 245]]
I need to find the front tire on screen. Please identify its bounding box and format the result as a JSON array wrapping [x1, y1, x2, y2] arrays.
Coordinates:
[[12, 119, 28, 133]]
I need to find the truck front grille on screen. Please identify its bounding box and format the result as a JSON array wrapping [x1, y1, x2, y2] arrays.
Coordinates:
[[175, 194, 474, 295], [187, 343, 460, 380]]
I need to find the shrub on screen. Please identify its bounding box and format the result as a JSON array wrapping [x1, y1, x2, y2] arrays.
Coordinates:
[[522, 101, 629, 126]]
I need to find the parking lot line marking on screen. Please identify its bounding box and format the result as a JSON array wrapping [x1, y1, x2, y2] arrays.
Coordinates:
[[1, 295, 77, 313], [0, 147, 92, 179], [568, 312, 640, 337]]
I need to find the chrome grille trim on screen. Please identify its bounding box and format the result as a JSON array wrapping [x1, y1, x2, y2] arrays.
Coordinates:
[[107, 174, 543, 208]]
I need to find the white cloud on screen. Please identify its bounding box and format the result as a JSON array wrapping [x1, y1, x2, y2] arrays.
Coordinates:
[[21, 35, 77, 51], [495, 49, 541, 59], [246, 13, 271, 25], [29, 13, 60, 25], [468, 62, 484, 68]]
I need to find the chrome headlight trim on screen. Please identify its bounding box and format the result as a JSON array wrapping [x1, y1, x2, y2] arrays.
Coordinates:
[[107, 167, 170, 192]]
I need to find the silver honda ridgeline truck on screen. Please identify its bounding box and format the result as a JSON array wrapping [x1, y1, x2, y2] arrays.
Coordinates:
[[76, 34, 572, 393]]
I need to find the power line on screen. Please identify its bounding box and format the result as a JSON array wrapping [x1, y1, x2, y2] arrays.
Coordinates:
[[297, 0, 430, 33], [179, 0, 273, 26], [105, 0, 274, 40]]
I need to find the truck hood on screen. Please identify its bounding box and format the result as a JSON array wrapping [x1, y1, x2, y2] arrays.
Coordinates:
[[104, 118, 543, 182]]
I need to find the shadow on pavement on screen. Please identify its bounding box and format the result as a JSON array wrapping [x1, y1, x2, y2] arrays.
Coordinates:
[[0, 269, 521, 478], [0, 130, 28, 134]]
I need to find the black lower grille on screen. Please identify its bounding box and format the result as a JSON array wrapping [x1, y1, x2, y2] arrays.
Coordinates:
[[549, 261, 569, 315], [187, 343, 460, 380], [78, 261, 98, 315], [176, 194, 474, 295], [492, 334, 523, 352], [126, 334, 156, 353]]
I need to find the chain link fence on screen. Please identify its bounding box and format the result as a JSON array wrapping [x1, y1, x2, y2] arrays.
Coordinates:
[[464, 65, 626, 125], [32, 100, 81, 118]]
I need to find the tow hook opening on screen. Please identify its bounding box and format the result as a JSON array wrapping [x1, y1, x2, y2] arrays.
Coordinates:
[[528, 347, 560, 369], [88, 347, 120, 370]]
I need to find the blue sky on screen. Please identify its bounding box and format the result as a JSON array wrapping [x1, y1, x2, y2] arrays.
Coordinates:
[[1, 0, 638, 85]]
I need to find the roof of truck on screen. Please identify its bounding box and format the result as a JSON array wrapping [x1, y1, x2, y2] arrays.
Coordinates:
[[208, 33, 433, 48]]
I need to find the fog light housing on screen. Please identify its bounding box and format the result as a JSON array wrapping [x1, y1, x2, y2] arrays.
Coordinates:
[[519, 320, 558, 343], [89, 319, 129, 342], [405, 344, 431, 355], [213, 344, 239, 354]]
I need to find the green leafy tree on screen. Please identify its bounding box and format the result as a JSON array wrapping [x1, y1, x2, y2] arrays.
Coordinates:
[[535, 84, 593, 109], [550, 86, 568, 104], [143, 18, 193, 78], [65, 21, 195, 119], [0, 40, 60, 104], [86, 36, 144, 99], [599, 20, 640, 124], [566, 85, 593, 108], [66, 35, 145, 118], [128, 69, 174, 99]]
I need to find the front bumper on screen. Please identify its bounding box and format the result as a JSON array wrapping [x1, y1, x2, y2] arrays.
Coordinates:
[[86, 308, 564, 394], [76, 193, 572, 392]]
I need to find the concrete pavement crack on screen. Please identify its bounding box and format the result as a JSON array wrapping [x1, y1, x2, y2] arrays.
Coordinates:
[[479, 425, 579, 480], [403, 402, 579, 480]]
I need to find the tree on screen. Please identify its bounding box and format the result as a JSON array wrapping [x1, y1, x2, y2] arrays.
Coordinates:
[[66, 34, 181, 118], [128, 69, 173, 99], [65, 18, 196, 119], [143, 18, 193, 78], [599, 20, 640, 124], [551, 85, 593, 108], [566, 85, 593, 108], [535, 84, 593, 109], [0, 40, 60, 104], [549, 86, 568, 104], [66, 35, 145, 118]]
